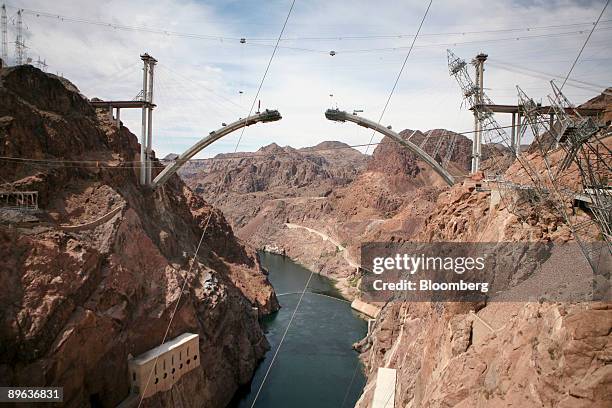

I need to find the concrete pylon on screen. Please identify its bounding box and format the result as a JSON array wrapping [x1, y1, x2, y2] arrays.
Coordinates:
[[471, 53, 487, 174], [146, 58, 156, 185], [139, 53, 157, 185]]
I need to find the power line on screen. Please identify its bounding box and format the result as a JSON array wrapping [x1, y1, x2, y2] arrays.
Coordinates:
[[157, 63, 246, 112], [202, 26, 612, 55], [249, 270, 314, 408], [232, 0, 296, 153], [336, 27, 612, 55], [10, 3, 612, 55], [0, 121, 562, 170], [340, 359, 362, 408], [561, 0, 610, 90], [487, 61, 611, 94], [10, 4, 612, 44], [488, 60, 610, 90], [364, 0, 433, 154], [136, 211, 214, 408], [248, 20, 612, 41]]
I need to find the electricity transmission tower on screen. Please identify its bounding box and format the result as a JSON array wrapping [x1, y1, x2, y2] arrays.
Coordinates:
[[35, 56, 47, 71], [517, 83, 611, 253], [15, 9, 24, 65], [449, 48, 610, 276], [1, 4, 7, 64]]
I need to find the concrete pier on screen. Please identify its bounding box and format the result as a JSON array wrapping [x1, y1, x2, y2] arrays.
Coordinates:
[[372, 367, 396, 408], [351, 298, 380, 318]]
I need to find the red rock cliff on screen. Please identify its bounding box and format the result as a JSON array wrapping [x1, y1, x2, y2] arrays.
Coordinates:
[[0, 65, 278, 407]]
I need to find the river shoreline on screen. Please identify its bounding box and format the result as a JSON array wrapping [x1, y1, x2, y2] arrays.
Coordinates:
[[260, 248, 359, 302], [231, 252, 367, 408]]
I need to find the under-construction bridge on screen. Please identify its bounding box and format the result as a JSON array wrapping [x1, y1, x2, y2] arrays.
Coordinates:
[[89, 53, 473, 192], [86, 53, 283, 189], [151, 109, 282, 188], [325, 109, 457, 186]]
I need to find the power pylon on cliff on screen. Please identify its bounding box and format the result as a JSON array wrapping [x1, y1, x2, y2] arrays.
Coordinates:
[[1, 5, 7, 63], [15, 9, 24, 65], [449, 49, 610, 275], [517, 83, 611, 252]]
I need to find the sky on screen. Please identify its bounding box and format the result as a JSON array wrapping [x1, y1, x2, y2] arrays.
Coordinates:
[[5, 0, 612, 158]]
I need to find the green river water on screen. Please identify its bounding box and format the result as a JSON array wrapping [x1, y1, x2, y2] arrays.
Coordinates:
[[229, 252, 367, 408]]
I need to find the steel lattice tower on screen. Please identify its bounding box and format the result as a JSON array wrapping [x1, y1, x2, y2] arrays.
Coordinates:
[[1, 5, 7, 64], [517, 83, 611, 274], [448, 50, 610, 277], [447, 49, 521, 176], [15, 9, 23, 65]]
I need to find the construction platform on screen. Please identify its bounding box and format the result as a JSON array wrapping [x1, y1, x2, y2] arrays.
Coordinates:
[[128, 333, 200, 399], [471, 103, 603, 117], [0, 191, 38, 210]]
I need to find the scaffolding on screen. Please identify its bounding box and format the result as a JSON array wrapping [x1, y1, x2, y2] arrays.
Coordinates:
[[0, 191, 39, 210], [448, 49, 610, 275], [518, 82, 611, 250]]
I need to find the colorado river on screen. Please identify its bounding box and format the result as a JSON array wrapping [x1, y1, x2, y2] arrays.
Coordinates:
[[229, 252, 367, 408]]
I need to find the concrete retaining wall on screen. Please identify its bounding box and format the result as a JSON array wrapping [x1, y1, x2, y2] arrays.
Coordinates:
[[128, 333, 200, 399], [351, 298, 381, 318]]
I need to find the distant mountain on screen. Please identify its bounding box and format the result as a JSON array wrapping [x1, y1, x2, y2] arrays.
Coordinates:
[[179, 141, 367, 197], [162, 152, 179, 161]]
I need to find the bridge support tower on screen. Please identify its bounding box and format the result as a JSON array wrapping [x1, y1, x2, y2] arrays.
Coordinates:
[[140, 53, 157, 185], [471, 53, 487, 173]]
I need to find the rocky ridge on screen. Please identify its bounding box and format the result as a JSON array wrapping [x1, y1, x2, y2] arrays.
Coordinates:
[[352, 90, 611, 407], [354, 178, 610, 407]]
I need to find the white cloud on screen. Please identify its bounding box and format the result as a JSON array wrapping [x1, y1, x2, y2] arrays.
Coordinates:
[[8, 0, 612, 158]]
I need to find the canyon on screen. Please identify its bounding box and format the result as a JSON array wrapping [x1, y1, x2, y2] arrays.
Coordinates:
[[1, 62, 610, 408], [183, 89, 611, 407], [179, 125, 512, 297]]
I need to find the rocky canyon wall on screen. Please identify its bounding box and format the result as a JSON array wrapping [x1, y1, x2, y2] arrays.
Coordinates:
[[0, 65, 278, 407]]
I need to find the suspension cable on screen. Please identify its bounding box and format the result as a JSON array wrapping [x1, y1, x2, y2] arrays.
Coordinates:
[[249, 270, 314, 408], [136, 211, 214, 408], [364, 0, 433, 154], [561, 0, 610, 91]]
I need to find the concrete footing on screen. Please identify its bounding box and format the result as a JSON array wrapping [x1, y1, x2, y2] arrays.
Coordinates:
[[372, 367, 396, 408], [351, 298, 381, 319]]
